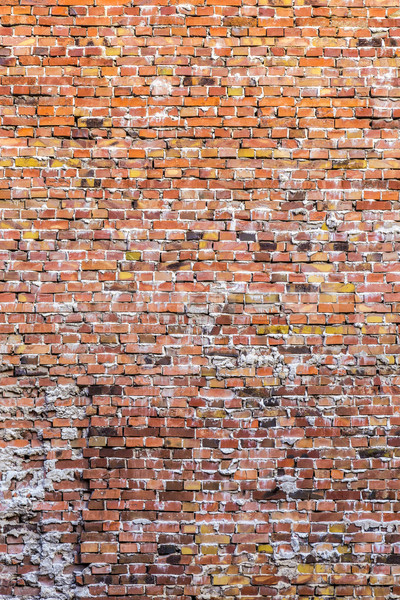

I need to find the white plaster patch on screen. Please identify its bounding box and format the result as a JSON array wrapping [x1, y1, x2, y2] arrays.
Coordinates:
[[150, 77, 172, 96]]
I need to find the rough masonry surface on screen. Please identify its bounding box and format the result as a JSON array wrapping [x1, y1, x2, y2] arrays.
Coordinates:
[[0, 0, 400, 598]]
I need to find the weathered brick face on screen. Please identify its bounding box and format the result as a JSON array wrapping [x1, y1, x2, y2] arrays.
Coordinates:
[[1, 0, 400, 598]]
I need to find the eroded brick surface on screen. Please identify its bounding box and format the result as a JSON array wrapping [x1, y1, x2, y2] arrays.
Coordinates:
[[1, 0, 400, 598]]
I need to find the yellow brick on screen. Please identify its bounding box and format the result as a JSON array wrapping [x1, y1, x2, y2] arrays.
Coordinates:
[[228, 87, 243, 96], [258, 544, 273, 553], [238, 149, 254, 158], [316, 563, 331, 573], [314, 264, 334, 272], [15, 158, 40, 167], [319, 294, 337, 302], [200, 525, 214, 534], [325, 326, 345, 334], [319, 587, 334, 595], [195, 535, 230, 544], [129, 169, 146, 178], [148, 149, 164, 158], [158, 67, 173, 76], [257, 325, 289, 335], [126, 251, 141, 261], [202, 546, 218, 554], [67, 159, 82, 167], [298, 564, 313, 573], [242, 37, 264, 46], [212, 576, 230, 586], [294, 325, 323, 334], [82, 68, 99, 76], [213, 575, 250, 586], [329, 523, 345, 533], [23, 232, 39, 239], [202, 232, 219, 240]]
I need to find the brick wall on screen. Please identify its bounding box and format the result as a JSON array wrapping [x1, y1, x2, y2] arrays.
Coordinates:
[[1, 0, 400, 598]]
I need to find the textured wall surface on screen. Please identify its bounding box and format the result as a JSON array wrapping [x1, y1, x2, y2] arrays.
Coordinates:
[[1, 0, 400, 598]]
